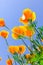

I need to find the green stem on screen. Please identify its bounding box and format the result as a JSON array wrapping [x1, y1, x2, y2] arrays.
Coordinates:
[[21, 38, 33, 54], [30, 21, 42, 41], [35, 27, 42, 39], [5, 39, 9, 46], [35, 26, 43, 46], [5, 26, 11, 31], [29, 37, 33, 49], [19, 56, 24, 65], [30, 39, 40, 47]]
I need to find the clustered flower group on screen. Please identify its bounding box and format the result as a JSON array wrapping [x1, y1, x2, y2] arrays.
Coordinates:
[[9, 45, 26, 55], [0, 8, 43, 65]]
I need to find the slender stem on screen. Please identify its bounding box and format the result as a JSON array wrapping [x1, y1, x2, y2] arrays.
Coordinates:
[[21, 38, 33, 53], [30, 21, 42, 45], [35, 27, 43, 45], [29, 37, 33, 50], [18, 54, 24, 65], [35, 27, 42, 38], [30, 39, 40, 47], [5, 26, 11, 31], [5, 38, 9, 47], [30, 21, 42, 39], [33, 44, 39, 51]]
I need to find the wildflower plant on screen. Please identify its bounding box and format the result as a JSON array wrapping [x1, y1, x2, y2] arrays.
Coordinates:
[[0, 8, 43, 65]]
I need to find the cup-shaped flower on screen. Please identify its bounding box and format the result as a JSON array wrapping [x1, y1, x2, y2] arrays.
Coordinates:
[[24, 26, 35, 37], [0, 31, 1, 36], [18, 45, 26, 54], [25, 54, 35, 64], [11, 26, 26, 39], [19, 8, 36, 24], [0, 30, 9, 38], [8, 46, 19, 54], [24, 30, 35, 37], [0, 18, 5, 27], [25, 54, 32, 64], [25, 54, 31, 59], [6, 59, 13, 65]]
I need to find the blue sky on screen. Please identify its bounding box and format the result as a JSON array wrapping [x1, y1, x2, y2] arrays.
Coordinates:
[[0, 0, 43, 65]]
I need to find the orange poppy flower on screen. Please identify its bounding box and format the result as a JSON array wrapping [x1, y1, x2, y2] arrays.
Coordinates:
[[24, 30, 35, 37], [0, 31, 1, 36], [12, 33, 18, 40], [0, 30, 9, 38], [25, 30, 33, 37], [6, 59, 13, 65], [18, 45, 26, 54], [8, 46, 19, 54], [0, 18, 5, 27], [19, 8, 36, 24], [25, 54, 35, 63], [25, 54, 31, 59], [11, 26, 26, 39], [12, 26, 24, 35]]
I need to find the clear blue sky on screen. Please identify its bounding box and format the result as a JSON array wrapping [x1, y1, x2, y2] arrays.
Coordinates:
[[0, 0, 43, 65]]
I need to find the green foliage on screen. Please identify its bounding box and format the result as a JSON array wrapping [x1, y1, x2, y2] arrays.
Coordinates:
[[38, 26, 43, 32], [6, 13, 43, 65], [13, 53, 22, 65]]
